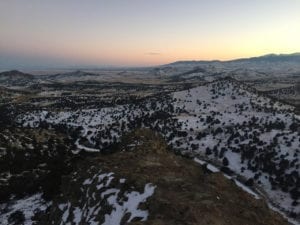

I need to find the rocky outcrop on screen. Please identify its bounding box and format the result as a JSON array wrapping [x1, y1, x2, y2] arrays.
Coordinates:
[[35, 129, 289, 225]]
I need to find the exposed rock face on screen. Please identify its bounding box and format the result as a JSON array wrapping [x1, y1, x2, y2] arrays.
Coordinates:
[[35, 129, 289, 225]]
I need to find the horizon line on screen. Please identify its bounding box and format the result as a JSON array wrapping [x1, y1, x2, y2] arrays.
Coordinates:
[[1, 52, 300, 72]]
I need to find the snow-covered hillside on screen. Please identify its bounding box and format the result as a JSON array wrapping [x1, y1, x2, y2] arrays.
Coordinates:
[[17, 78, 300, 221], [171, 79, 299, 218], [50, 168, 155, 225]]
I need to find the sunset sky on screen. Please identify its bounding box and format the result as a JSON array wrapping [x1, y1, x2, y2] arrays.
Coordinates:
[[0, 0, 300, 69]]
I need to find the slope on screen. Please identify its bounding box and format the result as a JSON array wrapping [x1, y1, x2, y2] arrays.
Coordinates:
[[33, 129, 289, 225], [17, 78, 300, 221]]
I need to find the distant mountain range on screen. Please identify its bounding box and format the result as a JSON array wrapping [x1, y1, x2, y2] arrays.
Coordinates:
[[0, 70, 98, 86], [0, 70, 35, 86], [167, 53, 300, 66], [155, 53, 300, 79], [0, 53, 300, 86]]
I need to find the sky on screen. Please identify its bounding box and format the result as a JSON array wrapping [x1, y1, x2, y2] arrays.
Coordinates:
[[0, 0, 300, 69]]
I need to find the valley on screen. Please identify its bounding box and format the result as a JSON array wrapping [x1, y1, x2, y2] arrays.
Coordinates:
[[0, 54, 300, 225]]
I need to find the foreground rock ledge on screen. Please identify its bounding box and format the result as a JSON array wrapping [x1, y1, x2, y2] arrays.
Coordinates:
[[36, 129, 290, 225]]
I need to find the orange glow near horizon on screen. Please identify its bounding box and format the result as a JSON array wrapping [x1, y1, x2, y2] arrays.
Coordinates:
[[0, 0, 300, 68]]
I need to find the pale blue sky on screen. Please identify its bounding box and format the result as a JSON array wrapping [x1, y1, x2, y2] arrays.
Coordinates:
[[0, 0, 299, 69]]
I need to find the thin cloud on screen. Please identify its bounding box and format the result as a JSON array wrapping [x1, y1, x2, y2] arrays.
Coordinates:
[[146, 52, 161, 56]]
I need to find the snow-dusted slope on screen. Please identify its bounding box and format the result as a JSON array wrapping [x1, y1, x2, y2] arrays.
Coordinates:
[[171, 79, 299, 217], [17, 78, 300, 221], [0, 193, 49, 225], [42, 167, 155, 225], [18, 97, 174, 152]]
